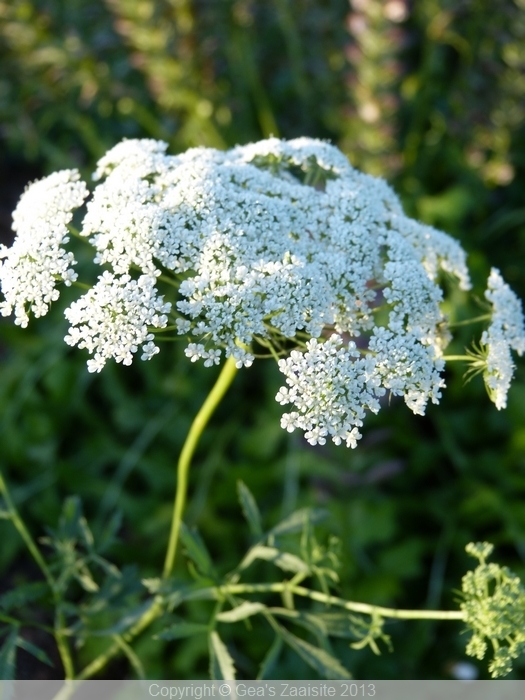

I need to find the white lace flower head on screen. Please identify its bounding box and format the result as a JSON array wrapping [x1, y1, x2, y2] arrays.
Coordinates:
[[64, 272, 171, 373], [1, 137, 523, 446], [276, 335, 385, 449]]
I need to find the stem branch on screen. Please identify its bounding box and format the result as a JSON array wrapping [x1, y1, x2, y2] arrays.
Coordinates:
[[216, 582, 465, 621], [448, 314, 490, 328]]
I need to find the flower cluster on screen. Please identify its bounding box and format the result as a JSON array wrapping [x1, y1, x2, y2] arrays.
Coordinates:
[[461, 542, 525, 678], [1, 137, 523, 447], [0, 169, 88, 327], [277, 335, 384, 448], [64, 272, 171, 373], [480, 268, 525, 409]]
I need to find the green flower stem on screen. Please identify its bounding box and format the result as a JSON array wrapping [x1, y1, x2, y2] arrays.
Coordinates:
[[76, 600, 162, 681], [0, 470, 75, 680], [76, 355, 239, 680], [163, 354, 238, 578], [70, 280, 92, 290], [150, 325, 179, 333], [448, 314, 490, 328], [52, 273, 90, 290], [158, 273, 181, 289], [112, 634, 146, 679], [154, 337, 184, 343], [215, 582, 466, 621], [255, 336, 283, 363], [66, 225, 84, 240], [442, 355, 473, 362], [54, 613, 75, 680]]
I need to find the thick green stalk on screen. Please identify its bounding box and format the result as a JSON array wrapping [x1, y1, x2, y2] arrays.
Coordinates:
[[0, 471, 75, 680], [163, 354, 238, 578]]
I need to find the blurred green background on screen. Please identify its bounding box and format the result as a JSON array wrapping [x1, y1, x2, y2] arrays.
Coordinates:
[[1, 0, 525, 680]]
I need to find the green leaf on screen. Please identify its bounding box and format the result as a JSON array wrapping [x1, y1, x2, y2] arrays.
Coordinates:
[[59, 496, 84, 540], [217, 602, 267, 623], [180, 523, 216, 579], [240, 546, 310, 574], [270, 508, 328, 537], [164, 584, 219, 610], [142, 578, 161, 594], [142, 576, 210, 599], [16, 638, 53, 667], [257, 634, 283, 680], [237, 481, 263, 538], [0, 614, 23, 628], [91, 553, 121, 579], [90, 600, 155, 636], [209, 631, 236, 680], [0, 582, 48, 612], [156, 622, 210, 640], [313, 612, 359, 639], [78, 515, 95, 551], [0, 628, 18, 680], [10, 472, 55, 507], [79, 564, 142, 621], [269, 608, 330, 641], [275, 622, 351, 680], [75, 567, 99, 593], [97, 511, 123, 553]]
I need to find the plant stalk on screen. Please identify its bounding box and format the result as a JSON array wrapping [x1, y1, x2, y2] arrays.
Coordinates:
[[216, 582, 465, 621], [0, 470, 75, 680], [163, 354, 238, 578]]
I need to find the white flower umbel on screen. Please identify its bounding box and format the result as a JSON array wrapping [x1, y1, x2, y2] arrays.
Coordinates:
[[3, 137, 523, 445], [276, 335, 385, 448], [480, 268, 525, 409], [64, 272, 171, 373], [0, 170, 88, 327], [484, 268, 525, 355], [369, 327, 445, 415]]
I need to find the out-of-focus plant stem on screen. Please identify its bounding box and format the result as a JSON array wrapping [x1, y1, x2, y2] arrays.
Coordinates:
[[0, 471, 75, 680]]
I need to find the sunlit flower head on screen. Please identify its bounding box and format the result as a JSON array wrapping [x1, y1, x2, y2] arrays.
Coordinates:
[[1, 137, 523, 445]]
